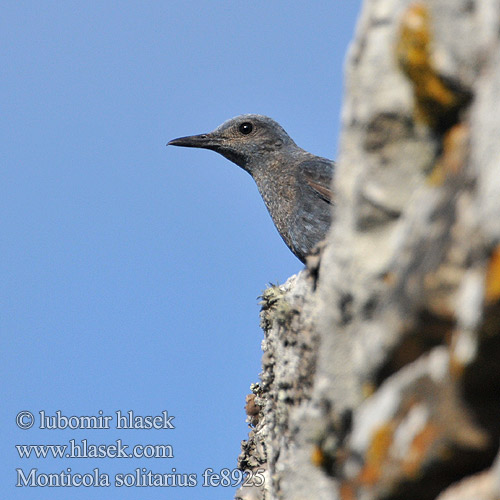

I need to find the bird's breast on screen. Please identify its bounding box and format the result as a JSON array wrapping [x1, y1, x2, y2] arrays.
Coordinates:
[[252, 168, 298, 250]]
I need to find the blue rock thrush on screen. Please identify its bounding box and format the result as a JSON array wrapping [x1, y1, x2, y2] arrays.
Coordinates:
[[167, 114, 334, 263]]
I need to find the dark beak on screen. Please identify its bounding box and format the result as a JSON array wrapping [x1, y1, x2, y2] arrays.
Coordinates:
[[167, 133, 220, 149]]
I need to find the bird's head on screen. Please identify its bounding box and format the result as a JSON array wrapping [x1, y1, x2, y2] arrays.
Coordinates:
[[167, 114, 297, 173]]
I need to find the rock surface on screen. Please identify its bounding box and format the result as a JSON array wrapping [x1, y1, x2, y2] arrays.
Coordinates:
[[236, 1, 500, 499]]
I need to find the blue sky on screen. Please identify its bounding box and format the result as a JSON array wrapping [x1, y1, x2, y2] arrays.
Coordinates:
[[2, 2, 361, 498]]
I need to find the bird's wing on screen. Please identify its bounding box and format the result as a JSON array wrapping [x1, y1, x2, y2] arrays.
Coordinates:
[[297, 158, 334, 204]]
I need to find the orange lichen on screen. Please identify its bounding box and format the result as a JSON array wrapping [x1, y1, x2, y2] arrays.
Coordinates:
[[397, 3, 466, 129], [382, 271, 396, 286], [485, 245, 500, 303], [428, 123, 469, 185], [339, 483, 357, 500], [359, 424, 394, 484], [362, 382, 376, 398], [449, 354, 466, 379], [311, 444, 326, 467], [402, 423, 440, 477], [442, 123, 469, 176]]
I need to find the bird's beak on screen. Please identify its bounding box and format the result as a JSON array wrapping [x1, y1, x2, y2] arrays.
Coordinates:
[[167, 132, 221, 149]]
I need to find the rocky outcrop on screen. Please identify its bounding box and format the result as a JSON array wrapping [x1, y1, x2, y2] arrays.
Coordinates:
[[236, 1, 500, 499]]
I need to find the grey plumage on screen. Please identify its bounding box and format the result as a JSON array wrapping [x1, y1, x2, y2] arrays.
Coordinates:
[[167, 114, 334, 263]]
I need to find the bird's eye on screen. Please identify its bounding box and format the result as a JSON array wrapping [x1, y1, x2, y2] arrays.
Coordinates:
[[238, 122, 253, 135]]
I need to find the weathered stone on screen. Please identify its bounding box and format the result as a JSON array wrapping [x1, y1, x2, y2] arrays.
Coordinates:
[[235, 2, 500, 499]]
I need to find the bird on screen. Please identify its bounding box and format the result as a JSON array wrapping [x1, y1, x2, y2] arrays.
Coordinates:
[[167, 114, 334, 263]]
